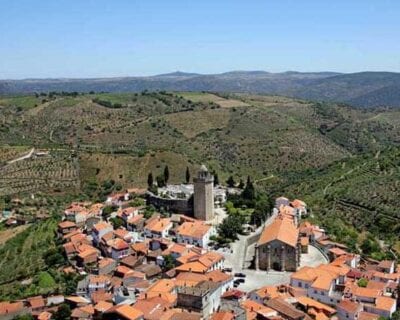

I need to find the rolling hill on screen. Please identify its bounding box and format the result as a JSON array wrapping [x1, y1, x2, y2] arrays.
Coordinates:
[[2, 71, 400, 108], [1, 91, 400, 255]]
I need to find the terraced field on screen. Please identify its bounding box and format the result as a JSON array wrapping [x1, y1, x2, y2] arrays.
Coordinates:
[[1, 91, 400, 250], [0, 150, 79, 197]]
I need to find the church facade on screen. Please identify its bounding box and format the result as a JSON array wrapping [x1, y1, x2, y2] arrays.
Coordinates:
[[255, 207, 301, 272]]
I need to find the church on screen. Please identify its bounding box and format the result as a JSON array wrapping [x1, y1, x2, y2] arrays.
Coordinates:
[[255, 205, 301, 272]]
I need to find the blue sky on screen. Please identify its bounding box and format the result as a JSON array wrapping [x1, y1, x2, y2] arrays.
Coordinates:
[[0, 0, 399, 79]]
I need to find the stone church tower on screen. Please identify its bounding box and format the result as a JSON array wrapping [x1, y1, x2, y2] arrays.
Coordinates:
[[193, 165, 214, 221]]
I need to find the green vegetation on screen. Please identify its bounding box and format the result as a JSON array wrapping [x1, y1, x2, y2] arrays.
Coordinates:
[[1, 91, 400, 258], [357, 278, 368, 288], [261, 147, 400, 258]]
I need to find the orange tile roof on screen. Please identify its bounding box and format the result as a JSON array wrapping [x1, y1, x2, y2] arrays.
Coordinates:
[[211, 311, 235, 320], [359, 312, 380, 320], [0, 302, 24, 315], [176, 221, 211, 239], [241, 300, 276, 320], [116, 265, 134, 274], [98, 257, 116, 268], [375, 296, 396, 311], [147, 279, 176, 293], [94, 301, 113, 313], [93, 221, 112, 232], [291, 266, 320, 282], [175, 272, 207, 287], [206, 269, 232, 283], [373, 271, 400, 281], [338, 300, 361, 314], [58, 221, 76, 229], [111, 238, 129, 250], [175, 261, 208, 274], [38, 311, 52, 320], [176, 251, 199, 264], [131, 242, 148, 254], [109, 304, 144, 320], [28, 296, 45, 309], [291, 199, 306, 208], [366, 280, 386, 290], [91, 290, 113, 304], [279, 205, 296, 217], [163, 243, 187, 255], [378, 260, 394, 269], [311, 274, 334, 291], [258, 215, 298, 247], [128, 214, 144, 224], [254, 286, 280, 299], [145, 217, 171, 233], [296, 296, 336, 315], [89, 274, 111, 285], [134, 296, 174, 320], [354, 287, 381, 299], [114, 228, 130, 239], [197, 251, 224, 267]]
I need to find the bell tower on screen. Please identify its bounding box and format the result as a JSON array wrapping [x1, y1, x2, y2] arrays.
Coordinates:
[[193, 165, 214, 220]]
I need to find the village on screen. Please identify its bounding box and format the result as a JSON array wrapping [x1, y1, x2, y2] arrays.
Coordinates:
[[0, 166, 399, 320]]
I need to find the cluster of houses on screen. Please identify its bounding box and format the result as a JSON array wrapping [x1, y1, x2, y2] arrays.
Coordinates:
[[0, 191, 398, 320]]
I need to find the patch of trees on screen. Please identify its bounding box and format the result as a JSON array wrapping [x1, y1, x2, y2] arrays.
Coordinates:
[[92, 98, 125, 108]]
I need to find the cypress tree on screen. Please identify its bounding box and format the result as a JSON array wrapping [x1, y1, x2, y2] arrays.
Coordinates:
[[185, 166, 190, 184], [164, 165, 170, 184], [147, 172, 153, 189]]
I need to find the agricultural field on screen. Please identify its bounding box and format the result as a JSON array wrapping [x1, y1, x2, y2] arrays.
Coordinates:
[[178, 92, 250, 108], [0, 150, 79, 197], [0, 225, 29, 246], [0, 219, 57, 297], [1, 91, 400, 247], [259, 147, 400, 257], [0, 146, 31, 164]]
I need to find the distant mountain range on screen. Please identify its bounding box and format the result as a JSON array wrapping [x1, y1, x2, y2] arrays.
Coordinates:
[[1, 71, 400, 108]]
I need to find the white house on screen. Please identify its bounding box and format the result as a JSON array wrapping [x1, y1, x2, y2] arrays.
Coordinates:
[[92, 222, 113, 245], [176, 221, 215, 248], [144, 217, 172, 238]]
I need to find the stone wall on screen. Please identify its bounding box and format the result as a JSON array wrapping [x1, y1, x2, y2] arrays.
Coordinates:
[[146, 192, 193, 215]]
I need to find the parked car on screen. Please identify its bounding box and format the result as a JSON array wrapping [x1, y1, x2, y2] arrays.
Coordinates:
[[223, 267, 232, 273], [234, 272, 246, 278]]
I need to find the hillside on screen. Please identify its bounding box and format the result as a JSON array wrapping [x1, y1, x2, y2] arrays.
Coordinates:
[[1, 71, 400, 108], [259, 147, 400, 257], [1, 91, 400, 254]]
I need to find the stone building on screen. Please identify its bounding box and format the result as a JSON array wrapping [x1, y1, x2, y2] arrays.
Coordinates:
[[146, 166, 224, 219], [177, 280, 221, 317], [255, 214, 300, 272], [193, 165, 214, 221]]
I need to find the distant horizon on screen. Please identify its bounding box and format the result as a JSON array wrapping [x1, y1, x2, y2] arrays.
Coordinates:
[[1, 1, 400, 79], [2, 69, 400, 81]]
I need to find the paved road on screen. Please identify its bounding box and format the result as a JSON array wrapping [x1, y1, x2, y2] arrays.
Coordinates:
[[223, 212, 277, 272]]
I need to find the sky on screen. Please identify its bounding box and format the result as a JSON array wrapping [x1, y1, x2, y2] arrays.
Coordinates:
[[0, 0, 399, 79]]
